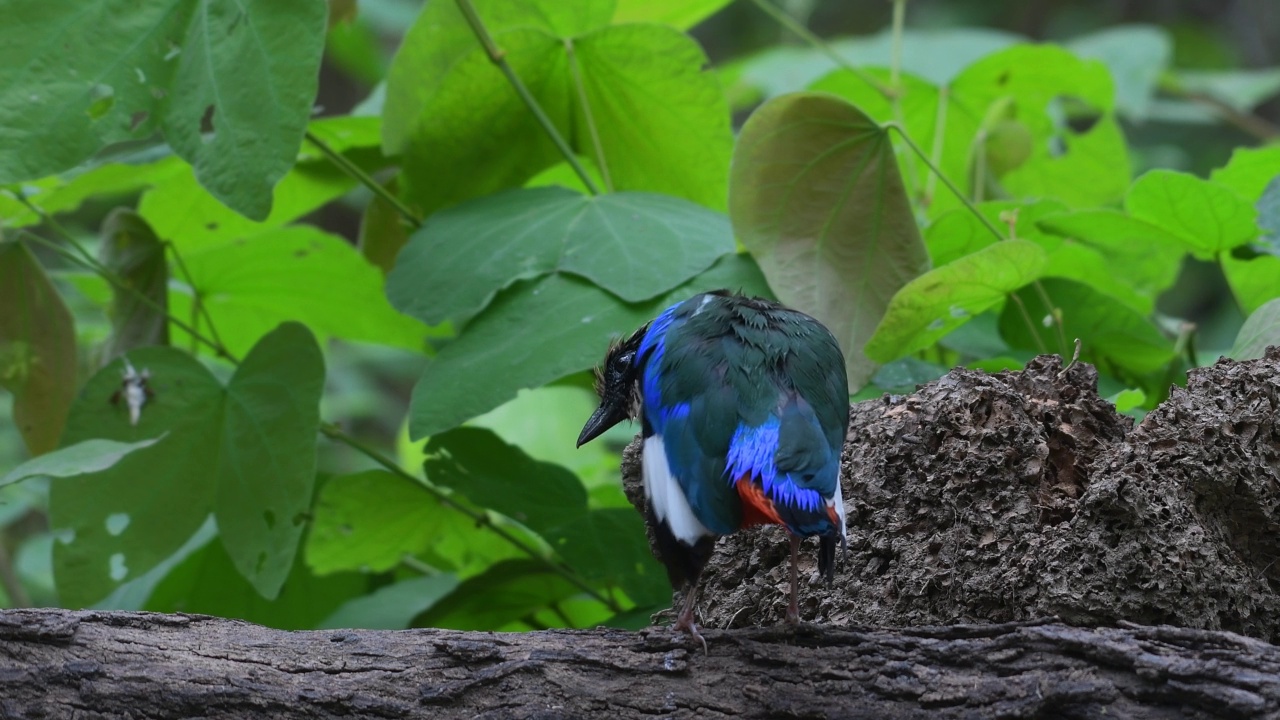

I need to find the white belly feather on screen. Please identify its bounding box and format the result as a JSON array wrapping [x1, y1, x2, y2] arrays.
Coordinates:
[[642, 435, 713, 546]]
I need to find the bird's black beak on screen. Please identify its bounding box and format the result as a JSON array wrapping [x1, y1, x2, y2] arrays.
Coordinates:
[[577, 402, 626, 447]]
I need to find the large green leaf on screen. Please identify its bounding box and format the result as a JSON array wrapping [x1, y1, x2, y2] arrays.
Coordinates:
[[1036, 210, 1185, 304], [548, 508, 668, 607], [99, 209, 169, 359], [1210, 145, 1280, 203], [864, 239, 1048, 362], [1125, 170, 1260, 259], [408, 253, 770, 438], [137, 159, 360, 253], [0, 240, 77, 455], [383, 0, 731, 214], [168, 226, 427, 358], [215, 322, 325, 596], [1000, 279, 1175, 375], [146, 532, 366, 630], [0, 156, 184, 229], [50, 322, 325, 606], [0, 436, 164, 489], [1222, 252, 1280, 315], [425, 428, 587, 535], [729, 91, 930, 391], [306, 470, 447, 576], [413, 559, 582, 630], [0, 0, 326, 219], [387, 187, 733, 324], [1231, 298, 1280, 361]]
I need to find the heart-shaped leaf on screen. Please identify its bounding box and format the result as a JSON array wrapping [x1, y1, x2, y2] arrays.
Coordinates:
[[730, 91, 930, 390]]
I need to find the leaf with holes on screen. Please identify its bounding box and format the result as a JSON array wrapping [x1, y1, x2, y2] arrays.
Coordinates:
[[0, 240, 77, 456], [0, 0, 326, 219], [387, 187, 734, 325], [51, 322, 324, 606], [730, 92, 930, 390]]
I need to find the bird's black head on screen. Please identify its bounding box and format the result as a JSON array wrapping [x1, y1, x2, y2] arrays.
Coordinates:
[[577, 324, 647, 447]]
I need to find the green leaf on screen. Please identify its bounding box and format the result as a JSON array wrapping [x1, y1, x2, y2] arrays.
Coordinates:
[[408, 253, 770, 438], [730, 91, 930, 391], [1125, 169, 1260, 258], [137, 159, 360, 253], [388, 187, 734, 325], [548, 508, 668, 606], [98, 209, 169, 359], [215, 322, 325, 598], [1067, 25, 1170, 121], [0, 0, 327, 220], [425, 428, 588, 535], [383, 0, 732, 214], [0, 240, 77, 455], [1230, 298, 1280, 361], [146, 531, 366, 630], [865, 239, 1048, 362], [0, 156, 184, 229], [169, 226, 427, 358], [1223, 252, 1280, 315], [1107, 388, 1147, 413], [1036, 210, 1185, 304], [1210, 145, 1280, 203], [611, 0, 730, 28], [0, 436, 164, 488], [999, 279, 1175, 375], [318, 574, 460, 630], [413, 559, 581, 630], [307, 470, 446, 575], [51, 323, 325, 606]]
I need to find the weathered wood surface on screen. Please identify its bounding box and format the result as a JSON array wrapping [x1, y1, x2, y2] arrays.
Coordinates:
[[3, 609, 1280, 719]]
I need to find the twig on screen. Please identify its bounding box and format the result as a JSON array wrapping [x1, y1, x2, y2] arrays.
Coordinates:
[[303, 130, 422, 228], [319, 423, 623, 614], [455, 0, 600, 195], [747, 0, 895, 99]]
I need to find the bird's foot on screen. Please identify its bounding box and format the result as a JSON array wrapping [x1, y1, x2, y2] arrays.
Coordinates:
[[674, 611, 709, 655]]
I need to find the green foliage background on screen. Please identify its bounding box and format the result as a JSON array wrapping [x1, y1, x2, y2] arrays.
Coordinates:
[[0, 0, 1278, 631]]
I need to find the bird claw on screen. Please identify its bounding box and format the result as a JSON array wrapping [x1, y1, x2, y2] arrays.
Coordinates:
[[674, 615, 709, 655]]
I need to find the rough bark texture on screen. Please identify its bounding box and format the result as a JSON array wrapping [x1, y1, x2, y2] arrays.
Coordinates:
[[4, 349, 1279, 718], [5, 609, 1280, 718], [630, 348, 1280, 639]]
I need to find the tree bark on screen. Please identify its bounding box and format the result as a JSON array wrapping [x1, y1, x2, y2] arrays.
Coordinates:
[[3, 608, 1280, 719]]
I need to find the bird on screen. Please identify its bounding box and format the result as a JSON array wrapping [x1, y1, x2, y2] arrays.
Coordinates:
[[577, 290, 849, 648]]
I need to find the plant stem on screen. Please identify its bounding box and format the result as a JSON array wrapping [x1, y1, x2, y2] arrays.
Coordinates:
[[888, 124, 1005, 241], [18, 230, 239, 363], [565, 38, 612, 193], [455, 0, 600, 195], [890, 0, 906, 89], [303, 130, 422, 229], [166, 241, 230, 359], [748, 0, 895, 99], [319, 422, 622, 613]]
